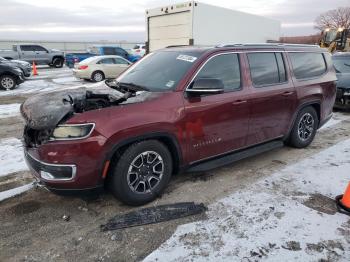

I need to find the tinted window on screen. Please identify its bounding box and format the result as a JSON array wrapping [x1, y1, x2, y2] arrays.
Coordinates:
[[116, 48, 128, 57], [103, 47, 117, 55], [20, 45, 35, 51], [194, 54, 241, 91], [117, 51, 200, 91], [289, 53, 326, 79], [34, 45, 47, 52], [247, 52, 287, 86], [114, 58, 129, 65], [98, 58, 115, 64]]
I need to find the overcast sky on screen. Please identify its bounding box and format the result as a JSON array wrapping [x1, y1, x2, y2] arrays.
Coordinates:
[[0, 0, 348, 42]]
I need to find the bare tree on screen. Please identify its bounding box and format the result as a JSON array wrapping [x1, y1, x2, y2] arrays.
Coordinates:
[[314, 7, 350, 30]]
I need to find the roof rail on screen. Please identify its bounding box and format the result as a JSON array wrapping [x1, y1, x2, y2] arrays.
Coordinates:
[[215, 43, 320, 48]]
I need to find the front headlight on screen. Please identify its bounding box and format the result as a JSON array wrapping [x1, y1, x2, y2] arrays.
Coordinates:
[[51, 123, 95, 140]]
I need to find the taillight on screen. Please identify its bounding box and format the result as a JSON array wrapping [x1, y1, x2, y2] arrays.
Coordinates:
[[78, 65, 88, 70], [136, 50, 140, 52]]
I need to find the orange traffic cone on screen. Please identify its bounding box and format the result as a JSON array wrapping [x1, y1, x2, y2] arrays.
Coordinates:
[[335, 182, 350, 215], [32, 61, 38, 76]]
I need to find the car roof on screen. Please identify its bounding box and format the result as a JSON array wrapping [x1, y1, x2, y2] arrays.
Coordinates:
[[162, 43, 326, 54]]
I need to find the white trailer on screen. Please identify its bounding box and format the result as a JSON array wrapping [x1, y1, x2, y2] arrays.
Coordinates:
[[145, 1, 281, 52]]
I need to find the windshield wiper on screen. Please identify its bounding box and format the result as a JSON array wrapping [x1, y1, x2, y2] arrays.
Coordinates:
[[117, 82, 149, 92]]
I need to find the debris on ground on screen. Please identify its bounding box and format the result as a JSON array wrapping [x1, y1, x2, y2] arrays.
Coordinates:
[[62, 215, 70, 222], [100, 202, 207, 231]]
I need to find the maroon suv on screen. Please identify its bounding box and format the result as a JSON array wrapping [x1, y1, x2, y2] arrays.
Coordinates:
[[21, 44, 336, 205]]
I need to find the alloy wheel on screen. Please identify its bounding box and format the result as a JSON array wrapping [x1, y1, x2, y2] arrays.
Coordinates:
[[297, 113, 314, 141], [1, 77, 15, 90], [127, 151, 164, 194]]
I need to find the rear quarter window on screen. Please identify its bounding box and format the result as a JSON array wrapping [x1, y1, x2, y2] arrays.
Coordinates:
[[289, 52, 327, 79]]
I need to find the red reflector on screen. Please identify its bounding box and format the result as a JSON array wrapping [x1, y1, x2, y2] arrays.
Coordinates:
[[78, 65, 88, 70], [102, 161, 110, 179]]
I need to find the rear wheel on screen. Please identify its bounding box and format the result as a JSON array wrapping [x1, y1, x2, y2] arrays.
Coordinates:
[[0, 75, 16, 90], [109, 140, 173, 206], [52, 57, 64, 68], [91, 71, 105, 82], [287, 106, 318, 148]]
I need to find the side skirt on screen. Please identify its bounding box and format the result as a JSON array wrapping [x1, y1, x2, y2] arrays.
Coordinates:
[[186, 140, 284, 173]]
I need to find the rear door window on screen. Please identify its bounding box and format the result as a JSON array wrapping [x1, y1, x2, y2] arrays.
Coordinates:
[[289, 52, 326, 79], [247, 52, 287, 86], [98, 58, 115, 64], [20, 45, 35, 52], [114, 58, 129, 65], [194, 53, 241, 91]]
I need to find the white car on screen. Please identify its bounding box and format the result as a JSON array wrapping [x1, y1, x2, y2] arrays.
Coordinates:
[[131, 44, 146, 57], [73, 55, 131, 82]]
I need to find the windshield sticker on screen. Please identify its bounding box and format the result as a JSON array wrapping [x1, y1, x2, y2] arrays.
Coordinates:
[[176, 55, 197, 63], [166, 80, 175, 88]]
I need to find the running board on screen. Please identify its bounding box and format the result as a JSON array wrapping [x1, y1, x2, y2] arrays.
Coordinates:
[[187, 140, 284, 173]]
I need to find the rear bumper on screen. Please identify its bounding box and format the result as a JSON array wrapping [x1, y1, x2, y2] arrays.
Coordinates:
[[72, 69, 90, 79]]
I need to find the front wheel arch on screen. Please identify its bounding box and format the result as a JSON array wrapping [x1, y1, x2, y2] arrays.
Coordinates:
[[104, 133, 182, 181]]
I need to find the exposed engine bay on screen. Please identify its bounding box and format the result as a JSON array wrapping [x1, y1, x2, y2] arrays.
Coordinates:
[[21, 80, 157, 147]]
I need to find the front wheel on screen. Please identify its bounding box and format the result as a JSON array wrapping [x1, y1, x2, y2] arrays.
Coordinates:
[[109, 140, 173, 206], [0, 75, 17, 90], [287, 107, 319, 148]]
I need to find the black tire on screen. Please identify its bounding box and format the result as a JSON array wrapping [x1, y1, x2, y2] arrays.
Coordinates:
[[52, 57, 64, 68], [109, 140, 173, 206], [287, 106, 319, 148], [91, 71, 105, 82], [0, 75, 17, 90]]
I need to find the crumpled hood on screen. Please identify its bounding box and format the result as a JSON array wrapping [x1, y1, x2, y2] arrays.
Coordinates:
[[20, 84, 160, 130], [21, 88, 87, 130], [336, 73, 350, 89]]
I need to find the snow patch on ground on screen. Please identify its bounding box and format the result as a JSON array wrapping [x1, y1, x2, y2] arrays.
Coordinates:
[[52, 76, 80, 84], [0, 103, 20, 118], [0, 138, 28, 177], [0, 183, 33, 202], [145, 139, 350, 261]]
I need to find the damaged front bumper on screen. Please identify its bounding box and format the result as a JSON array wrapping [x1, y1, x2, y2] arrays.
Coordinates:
[[25, 151, 76, 181], [334, 88, 350, 109]]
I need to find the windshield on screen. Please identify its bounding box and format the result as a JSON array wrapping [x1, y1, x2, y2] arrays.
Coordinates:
[[333, 57, 350, 73], [117, 50, 201, 91], [324, 30, 338, 43]]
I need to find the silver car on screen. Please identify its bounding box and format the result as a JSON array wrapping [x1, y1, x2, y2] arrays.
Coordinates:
[[73, 55, 131, 82]]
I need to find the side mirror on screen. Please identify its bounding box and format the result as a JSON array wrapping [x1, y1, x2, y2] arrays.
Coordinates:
[[187, 78, 224, 95]]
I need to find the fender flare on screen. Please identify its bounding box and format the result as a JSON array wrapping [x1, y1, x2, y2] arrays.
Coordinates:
[[105, 131, 184, 174], [285, 100, 321, 140]]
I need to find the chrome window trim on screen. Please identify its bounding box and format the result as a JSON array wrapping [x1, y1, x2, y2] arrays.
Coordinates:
[[25, 151, 77, 181], [185, 51, 243, 92], [49, 123, 95, 141], [246, 52, 290, 88]]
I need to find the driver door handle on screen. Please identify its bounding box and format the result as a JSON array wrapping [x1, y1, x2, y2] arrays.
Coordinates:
[[232, 100, 247, 105], [281, 91, 294, 96]]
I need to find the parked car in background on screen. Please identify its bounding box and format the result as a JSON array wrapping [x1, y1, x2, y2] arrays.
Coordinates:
[[0, 44, 64, 68], [332, 52, 350, 109], [0, 57, 31, 77], [65, 45, 141, 68], [73, 55, 131, 82], [131, 44, 146, 56], [21, 44, 336, 206], [0, 63, 24, 90]]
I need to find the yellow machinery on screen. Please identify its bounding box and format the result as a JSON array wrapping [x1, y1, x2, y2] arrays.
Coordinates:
[[320, 27, 350, 52]]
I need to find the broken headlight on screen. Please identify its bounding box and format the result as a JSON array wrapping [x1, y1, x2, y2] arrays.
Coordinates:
[[51, 123, 95, 140]]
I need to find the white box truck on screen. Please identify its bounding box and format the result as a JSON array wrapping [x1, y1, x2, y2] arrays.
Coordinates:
[[145, 1, 281, 52]]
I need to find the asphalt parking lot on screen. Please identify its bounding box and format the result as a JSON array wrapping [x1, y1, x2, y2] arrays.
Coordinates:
[[0, 66, 350, 261]]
